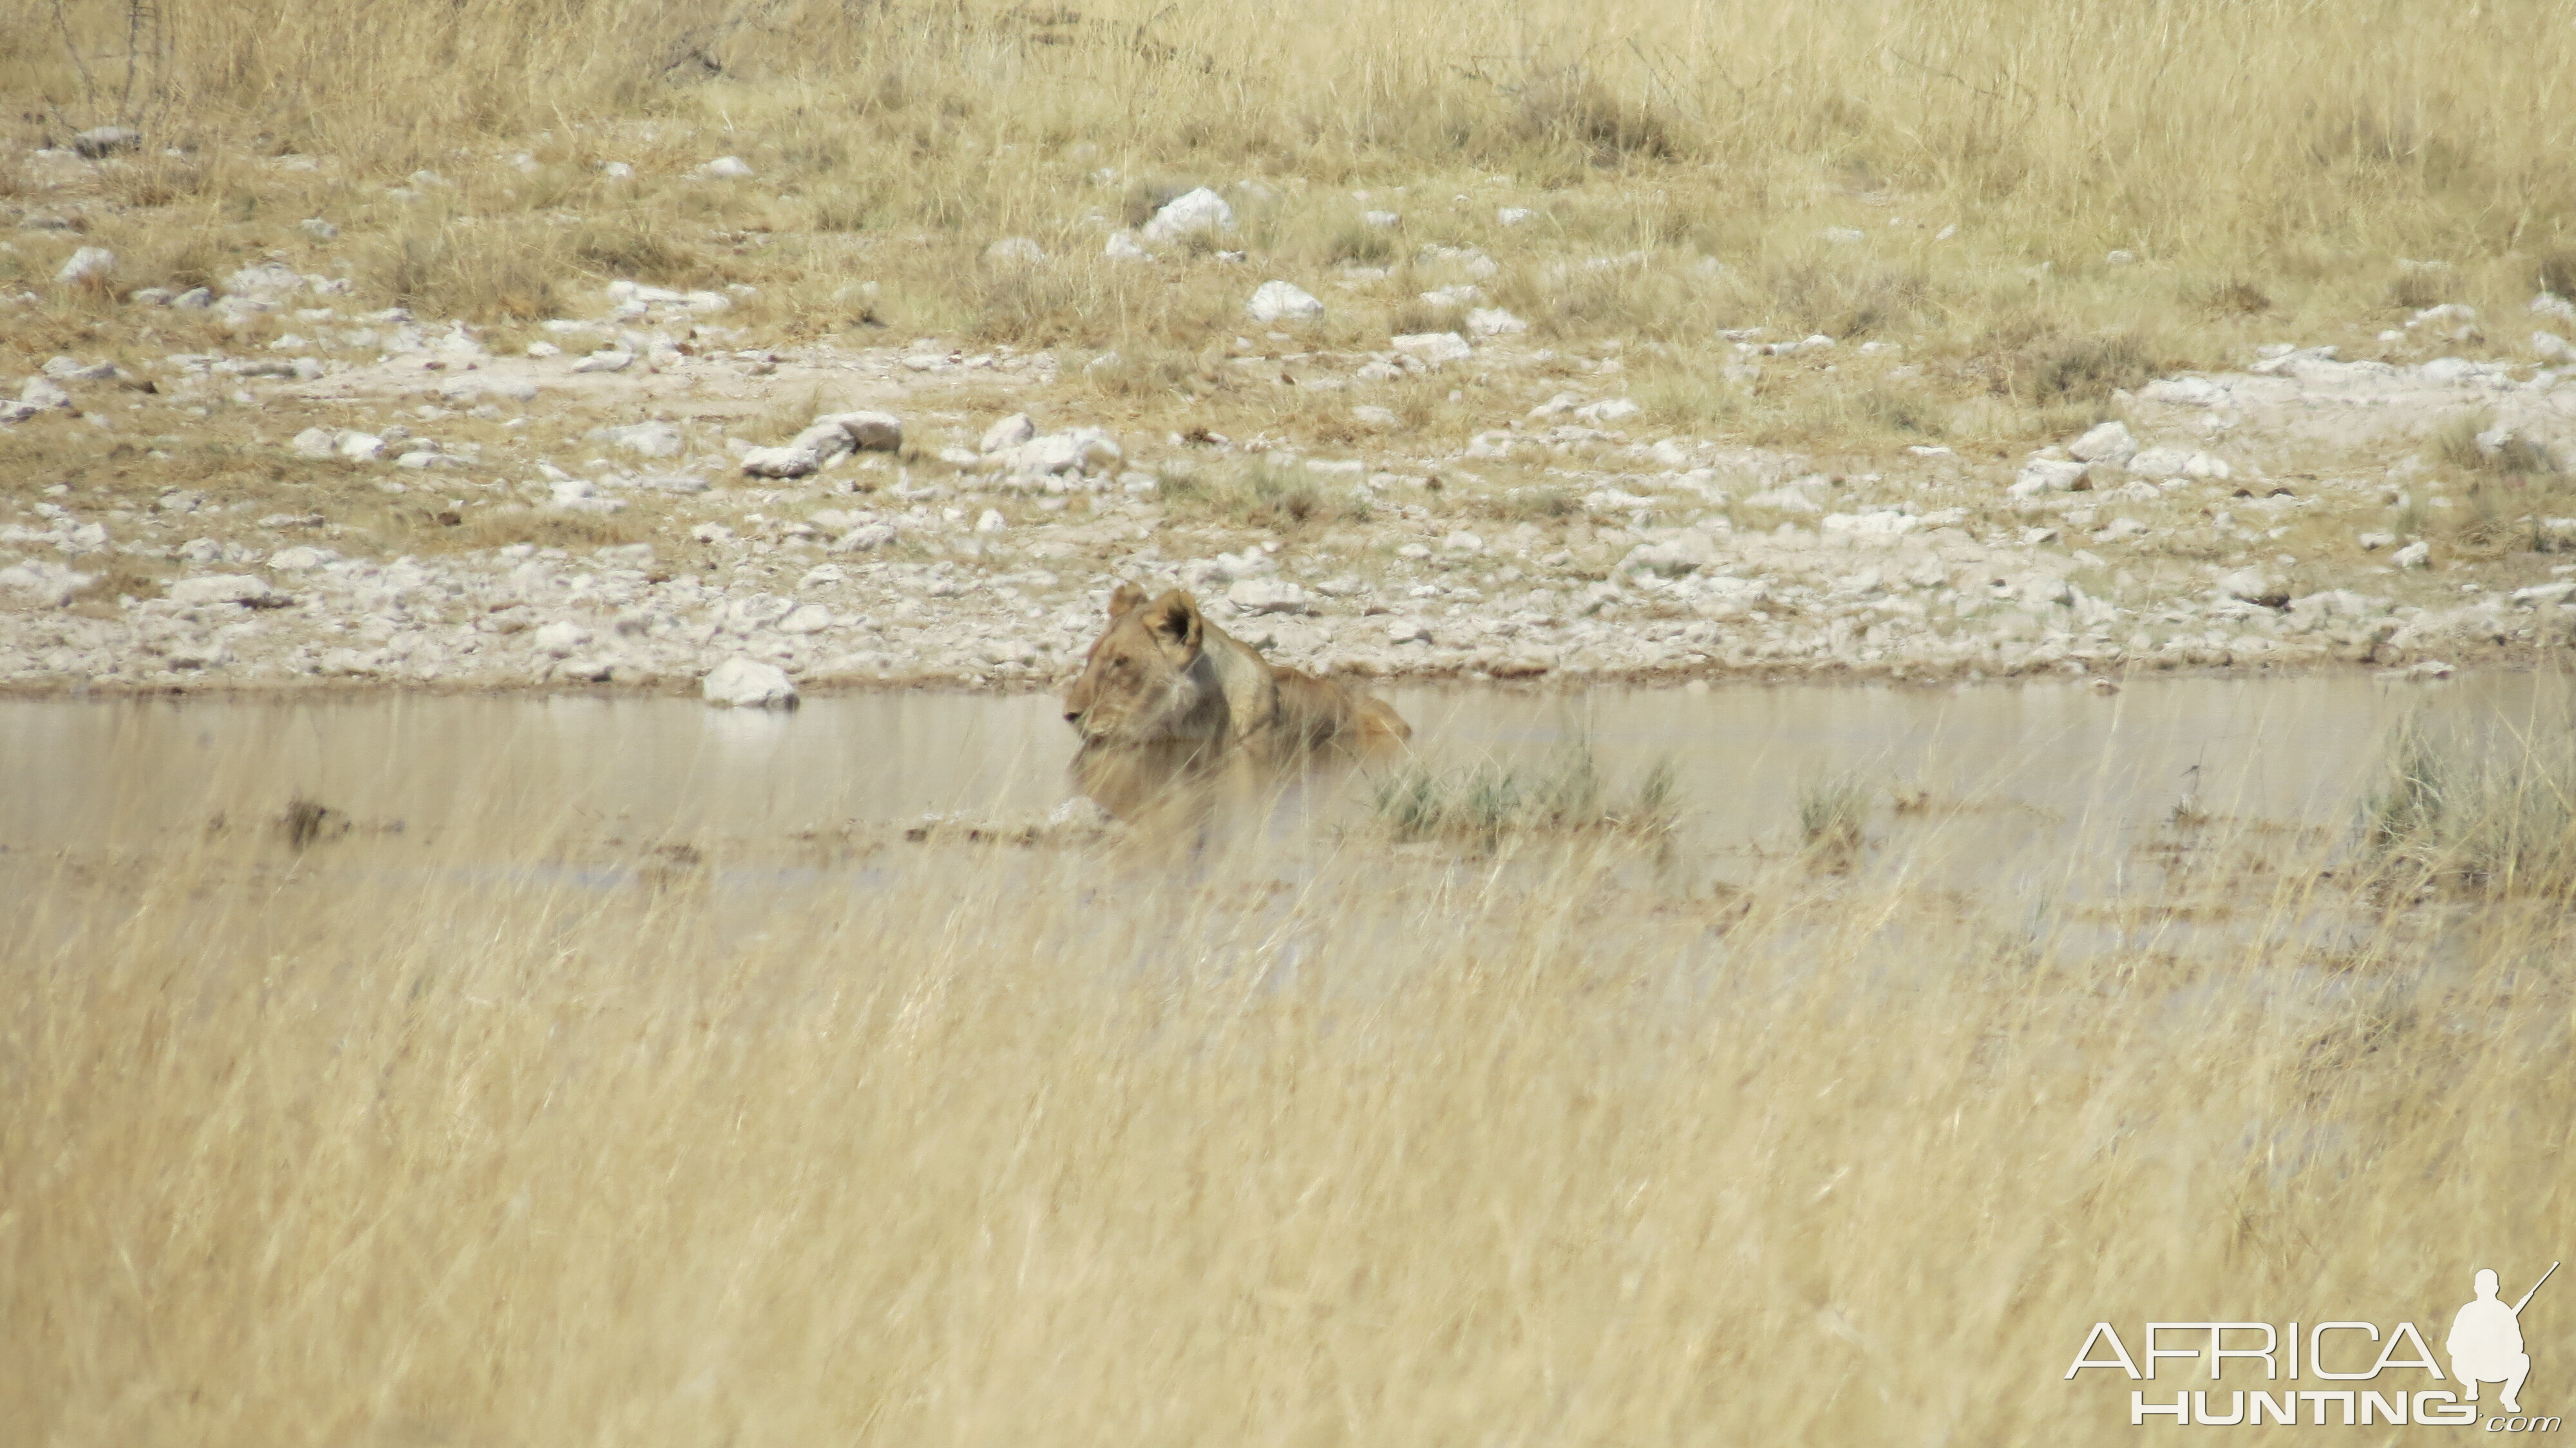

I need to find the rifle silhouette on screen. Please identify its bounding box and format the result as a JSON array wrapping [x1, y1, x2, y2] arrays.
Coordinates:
[[2513, 1262, 2559, 1316]]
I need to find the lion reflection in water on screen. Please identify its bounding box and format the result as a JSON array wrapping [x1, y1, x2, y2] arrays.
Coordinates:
[[1061, 583, 1410, 819]]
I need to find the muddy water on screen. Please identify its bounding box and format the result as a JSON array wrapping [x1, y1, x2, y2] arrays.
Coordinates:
[[5, 672, 2570, 881]]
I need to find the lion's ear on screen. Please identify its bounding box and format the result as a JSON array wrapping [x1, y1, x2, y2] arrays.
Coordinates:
[[1145, 590, 1204, 663], [1108, 582, 1148, 618]]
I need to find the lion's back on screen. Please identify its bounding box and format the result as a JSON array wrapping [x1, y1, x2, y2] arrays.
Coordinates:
[[1271, 667, 1410, 748]]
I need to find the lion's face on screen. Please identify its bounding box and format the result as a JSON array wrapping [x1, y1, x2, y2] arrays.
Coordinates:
[[1061, 585, 1223, 747]]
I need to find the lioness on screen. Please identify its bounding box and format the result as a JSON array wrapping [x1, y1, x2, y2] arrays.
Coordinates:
[[1063, 583, 1408, 812]]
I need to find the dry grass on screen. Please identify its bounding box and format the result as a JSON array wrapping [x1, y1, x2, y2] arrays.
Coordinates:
[[3, 757, 2571, 1445], [5, 0, 2573, 462], [1155, 456, 1370, 531]]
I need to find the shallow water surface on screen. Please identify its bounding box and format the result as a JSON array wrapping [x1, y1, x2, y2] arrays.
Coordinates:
[[4, 672, 2568, 888]]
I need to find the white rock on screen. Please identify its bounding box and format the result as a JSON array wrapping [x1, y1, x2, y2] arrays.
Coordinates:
[[1388, 618, 1433, 644], [2126, 448, 2193, 479], [2140, 376, 2228, 407], [1104, 231, 1153, 262], [21, 377, 72, 410], [1226, 578, 1311, 614], [72, 126, 140, 158], [1466, 307, 1526, 337], [1362, 210, 1401, 229], [1048, 796, 1121, 829], [2407, 303, 2478, 331], [55, 247, 115, 286], [2511, 582, 2576, 607], [981, 413, 1037, 453], [1621, 530, 1720, 576], [1351, 405, 1399, 429], [0, 561, 90, 605], [976, 508, 1007, 533], [2532, 292, 2576, 324], [267, 546, 330, 571], [549, 479, 599, 506], [694, 155, 755, 180], [301, 218, 339, 240], [831, 523, 896, 552], [2535, 332, 2576, 365], [996, 427, 1121, 476], [599, 421, 684, 458], [2394, 541, 2432, 569], [2357, 531, 2394, 552], [1573, 397, 1639, 423], [702, 656, 798, 708], [741, 444, 823, 479], [533, 621, 589, 656], [572, 348, 634, 374], [1390, 332, 1472, 368], [1421, 285, 1484, 309], [1245, 280, 1325, 323], [337, 433, 385, 463], [787, 421, 857, 468], [289, 428, 337, 459], [1821, 510, 1920, 537], [816, 410, 902, 452], [1743, 486, 1823, 513], [776, 602, 834, 633], [167, 574, 274, 607], [2183, 452, 2233, 481], [2008, 459, 2089, 499], [985, 236, 1047, 266], [2219, 568, 2276, 602], [2069, 421, 2138, 464], [1141, 187, 1234, 244], [1497, 207, 1536, 226], [1441, 530, 1485, 554]]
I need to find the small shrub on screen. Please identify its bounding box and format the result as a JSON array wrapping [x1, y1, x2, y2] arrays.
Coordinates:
[[2198, 278, 2273, 316], [1160, 458, 1365, 530], [450, 508, 648, 553], [1476, 485, 1578, 522], [2537, 250, 2576, 300], [570, 220, 704, 284], [2387, 265, 2457, 310], [2429, 409, 2557, 479], [2358, 718, 2576, 902], [1509, 69, 1678, 167], [1797, 774, 1870, 868], [1978, 327, 2156, 405], [374, 225, 564, 321], [1327, 220, 1396, 265], [1368, 741, 1677, 848]]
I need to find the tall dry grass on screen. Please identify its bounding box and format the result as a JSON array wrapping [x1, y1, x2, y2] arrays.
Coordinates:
[[15, 0, 2576, 252], [11, 0, 2576, 298], [3, 792, 2570, 1444], [10, 0, 2576, 458]]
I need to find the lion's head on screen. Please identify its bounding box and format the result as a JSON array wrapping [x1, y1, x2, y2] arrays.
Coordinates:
[[1061, 584, 1226, 747]]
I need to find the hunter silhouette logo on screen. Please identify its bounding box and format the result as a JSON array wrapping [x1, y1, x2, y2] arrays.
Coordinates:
[[2454, 1264, 2554, 1415], [2065, 1261, 2561, 1429]]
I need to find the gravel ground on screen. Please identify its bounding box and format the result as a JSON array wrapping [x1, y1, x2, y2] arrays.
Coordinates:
[[7, 274, 2576, 698]]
